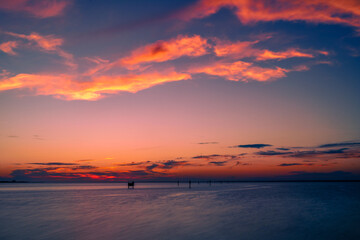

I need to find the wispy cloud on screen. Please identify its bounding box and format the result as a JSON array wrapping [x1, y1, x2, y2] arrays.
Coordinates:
[[176, 0, 360, 30], [232, 144, 272, 149], [0, 27, 329, 101], [0, 0, 71, 18], [71, 165, 97, 170], [7, 135, 19, 138], [5, 32, 76, 69], [198, 142, 219, 145], [0, 70, 191, 100], [75, 159, 94, 162], [190, 60, 290, 82], [213, 39, 322, 61], [278, 163, 306, 167], [0, 41, 19, 55], [32, 134, 44, 140], [28, 162, 77, 166], [192, 154, 221, 159], [146, 160, 191, 172], [255, 145, 360, 160], [318, 142, 360, 148], [117, 161, 151, 166], [209, 161, 227, 166], [256, 150, 294, 156]]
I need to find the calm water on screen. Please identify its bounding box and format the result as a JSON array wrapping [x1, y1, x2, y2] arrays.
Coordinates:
[[0, 182, 359, 240]]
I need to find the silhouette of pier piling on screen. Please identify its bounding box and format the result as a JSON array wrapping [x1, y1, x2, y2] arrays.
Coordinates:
[[128, 181, 135, 189]]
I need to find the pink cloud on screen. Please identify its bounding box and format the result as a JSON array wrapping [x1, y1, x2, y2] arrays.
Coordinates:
[[0, 0, 70, 18], [0, 32, 329, 100], [213, 39, 320, 61], [177, 0, 360, 29], [6, 32, 76, 69], [0, 41, 19, 55]]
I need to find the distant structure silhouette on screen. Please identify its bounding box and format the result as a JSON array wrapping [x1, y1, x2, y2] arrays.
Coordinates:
[[128, 181, 135, 189]]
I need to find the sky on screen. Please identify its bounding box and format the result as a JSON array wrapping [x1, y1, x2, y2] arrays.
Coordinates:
[[0, 0, 360, 182]]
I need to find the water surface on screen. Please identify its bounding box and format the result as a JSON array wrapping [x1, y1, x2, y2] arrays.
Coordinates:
[[1, 182, 359, 240]]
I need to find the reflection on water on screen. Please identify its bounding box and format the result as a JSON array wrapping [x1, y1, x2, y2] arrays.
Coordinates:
[[0, 182, 359, 240]]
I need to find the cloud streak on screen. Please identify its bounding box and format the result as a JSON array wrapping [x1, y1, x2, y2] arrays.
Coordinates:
[[5, 32, 76, 69], [28, 162, 77, 166], [233, 144, 272, 149], [0, 0, 71, 18], [213, 39, 321, 61], [177, 0, 360, 30], [0, 70, 191, 100], [191, 60, 289, 82], [318, 142, 360, 148], [198, 142, 219, 145]]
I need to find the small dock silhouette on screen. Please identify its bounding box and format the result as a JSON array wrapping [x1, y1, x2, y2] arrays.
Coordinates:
[[128, 181, 135, 189]]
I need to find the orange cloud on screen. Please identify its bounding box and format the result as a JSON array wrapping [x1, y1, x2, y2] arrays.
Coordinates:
[[214, 40, 317, 61], [191, 61, 288, 82], [0, 31, 328, 100], [120, 35, 210, 67], [0, 41, 19, 55], [0, 0, 70, 18], [7, 32, 63, 51], [255, 49, 314, 61], [214, 40, 258, 57], [0, 70, 191, 100], [6, 32, 76, 69], [178, 0, 360, 29]]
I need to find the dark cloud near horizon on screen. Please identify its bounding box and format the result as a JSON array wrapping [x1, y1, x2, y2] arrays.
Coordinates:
[[255, 148, 358, 159], [71, 165, 97, 170], [10, 167, 153, 181], [318, 142, 360, 148], [7, 135, 19, 138], [146, 160, 190, 172], [232, 144, 272, 149], [146, 163, 159, 171], [192, 154, 245, 160], [256, 150, 293, 156], [192, 154, 221, 159], [209, 161, 227, 166], [234, 161, 250, 166], [277, 148, 290, 151], [117, 161, 151, 166], [278, 163, 303, 167], [28, 162, 77, 166], [290, 148, 349, 158]]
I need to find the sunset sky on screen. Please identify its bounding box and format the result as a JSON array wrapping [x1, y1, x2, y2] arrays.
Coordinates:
[[0, 0, 360, 181]]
